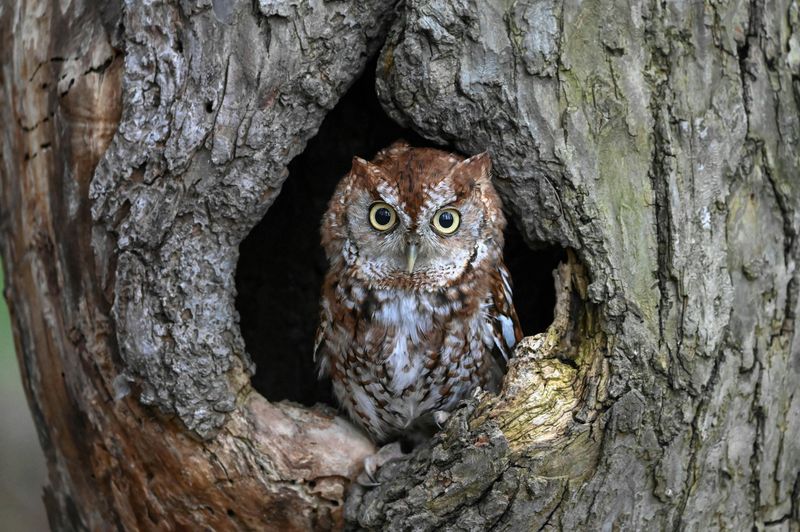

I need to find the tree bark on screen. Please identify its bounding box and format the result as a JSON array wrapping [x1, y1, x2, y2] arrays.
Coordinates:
[[0, 1, 387, 529], [1, 0, 798, 531]]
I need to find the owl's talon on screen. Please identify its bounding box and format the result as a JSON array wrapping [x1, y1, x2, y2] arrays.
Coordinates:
[[357, 441, 405, 486], [433, 410, 450, 428]]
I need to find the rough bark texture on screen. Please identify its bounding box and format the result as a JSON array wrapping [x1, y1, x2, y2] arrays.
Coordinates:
[[0, 0, 798, 531], [351, 0, 800, 529], [1, 0, 391, 529], [90, 0, 397, 438]]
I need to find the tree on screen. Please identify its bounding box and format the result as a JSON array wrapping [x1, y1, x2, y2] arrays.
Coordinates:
[[0, 0, 797, 530]]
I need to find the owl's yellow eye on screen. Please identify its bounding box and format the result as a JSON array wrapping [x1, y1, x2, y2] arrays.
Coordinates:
[[369, 202, 397, 231], [432, 208, 460, 235]]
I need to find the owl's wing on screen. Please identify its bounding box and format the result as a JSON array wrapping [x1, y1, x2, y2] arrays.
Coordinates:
[[488, 263, 523, 362]]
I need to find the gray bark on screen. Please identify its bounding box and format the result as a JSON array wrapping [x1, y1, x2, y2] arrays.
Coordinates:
[[0, 0, 798, 530], [351, 0, 800, 529], [1, 0, 389, 529], [91, 0, 397, 438]]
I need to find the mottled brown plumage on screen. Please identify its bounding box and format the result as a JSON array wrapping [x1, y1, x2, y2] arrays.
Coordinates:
[[315, 141, 522, 443]]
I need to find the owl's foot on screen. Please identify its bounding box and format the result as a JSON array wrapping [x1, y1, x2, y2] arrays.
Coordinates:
[[357, 441, 405, 486]]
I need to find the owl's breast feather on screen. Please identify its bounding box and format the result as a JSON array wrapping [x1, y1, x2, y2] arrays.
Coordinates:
[[322, 278, 496, 441]]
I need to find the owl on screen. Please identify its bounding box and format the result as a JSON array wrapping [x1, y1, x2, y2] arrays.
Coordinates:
[[314, 140, 522, 444]]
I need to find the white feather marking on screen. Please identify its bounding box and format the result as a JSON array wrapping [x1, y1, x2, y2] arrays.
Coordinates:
[[499, 314, 516, 350], [353, 386, 377, 421], [487, 316, 509, 361], [376, 293, 427, 343], [375, 292, 432, 397], [500, 266, 513, 296]]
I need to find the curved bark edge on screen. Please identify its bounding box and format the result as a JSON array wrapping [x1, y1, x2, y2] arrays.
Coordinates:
[[90, 0, 398, 439]]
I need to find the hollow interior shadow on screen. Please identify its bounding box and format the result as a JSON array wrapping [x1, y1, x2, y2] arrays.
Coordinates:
[[503, 223, 566, 337], [235, 62, 564, 406]]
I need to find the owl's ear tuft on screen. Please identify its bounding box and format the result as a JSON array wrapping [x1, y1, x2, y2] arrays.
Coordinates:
[[351, 156, 372, 173], [351, 156, 375, 178], [350, 156, 385, 187], [457, 151, 493, 185]]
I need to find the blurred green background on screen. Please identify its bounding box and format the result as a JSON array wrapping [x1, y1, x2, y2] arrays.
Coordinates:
[[0, 264, 48, 530]]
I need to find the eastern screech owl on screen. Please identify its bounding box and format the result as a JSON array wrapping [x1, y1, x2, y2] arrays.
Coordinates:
[[315, 140, 522, 443]]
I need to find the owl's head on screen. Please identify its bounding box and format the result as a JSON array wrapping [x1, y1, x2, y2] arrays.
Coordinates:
[[322, 141, 507, 290]]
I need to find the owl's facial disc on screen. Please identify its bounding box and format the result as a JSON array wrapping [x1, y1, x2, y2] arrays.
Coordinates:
[[325, 146, 506, 290], [342, 164, 487, 287]]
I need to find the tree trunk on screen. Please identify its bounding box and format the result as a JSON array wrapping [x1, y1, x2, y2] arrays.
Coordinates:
[[1, 0, 798, 530]]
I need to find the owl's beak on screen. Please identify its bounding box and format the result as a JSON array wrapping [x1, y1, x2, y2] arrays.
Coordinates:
[[406, 242, 418, 273]]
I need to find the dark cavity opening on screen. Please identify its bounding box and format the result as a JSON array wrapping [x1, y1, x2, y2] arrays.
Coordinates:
[[235, 61, 564, 406], [503, 224, 566, 337]]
